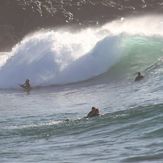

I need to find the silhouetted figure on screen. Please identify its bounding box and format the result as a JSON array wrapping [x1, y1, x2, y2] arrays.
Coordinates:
[[19, 79, 31, 91], [135, 72, 144, 81], [86, 107, 100, 118]]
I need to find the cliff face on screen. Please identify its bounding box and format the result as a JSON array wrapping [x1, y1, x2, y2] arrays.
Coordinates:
[[0, 0, 162, 51]]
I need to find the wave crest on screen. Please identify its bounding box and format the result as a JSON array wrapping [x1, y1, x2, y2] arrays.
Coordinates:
[[1, 15, 163, 88]]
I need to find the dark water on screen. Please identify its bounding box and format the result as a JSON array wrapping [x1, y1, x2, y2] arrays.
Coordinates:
[[0, 0, 163, 50]]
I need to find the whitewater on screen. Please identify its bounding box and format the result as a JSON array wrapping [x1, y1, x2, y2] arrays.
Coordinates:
[[1, 15, 163, 163], [0, 15, 163, 88]]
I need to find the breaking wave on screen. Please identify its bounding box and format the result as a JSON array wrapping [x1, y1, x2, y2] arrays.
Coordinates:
[[0, 15, 163, 88]]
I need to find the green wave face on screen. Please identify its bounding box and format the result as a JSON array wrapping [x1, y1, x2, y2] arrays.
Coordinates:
[[109, 35, 163, 77]]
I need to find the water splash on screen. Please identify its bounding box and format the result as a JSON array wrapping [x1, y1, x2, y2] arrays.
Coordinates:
[[1, 15, 163, 88]]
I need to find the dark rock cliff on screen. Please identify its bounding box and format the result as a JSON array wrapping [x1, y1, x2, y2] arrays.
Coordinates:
[[0, 0, 162, 51]]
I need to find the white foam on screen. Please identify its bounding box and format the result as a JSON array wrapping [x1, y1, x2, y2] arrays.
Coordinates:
[[102, 14, 163, 36], [0, 15, 163, 88]]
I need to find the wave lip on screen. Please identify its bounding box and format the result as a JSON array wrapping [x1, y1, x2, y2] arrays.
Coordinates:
[[1, 15, 163, 88], [0, 29, 123, 88]]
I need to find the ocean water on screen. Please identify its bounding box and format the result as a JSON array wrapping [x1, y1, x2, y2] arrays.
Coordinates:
[[1, 15, 163, 163]]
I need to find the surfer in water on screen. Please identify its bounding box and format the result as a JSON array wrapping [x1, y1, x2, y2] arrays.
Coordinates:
[[86, 106, 100, 118], [135, 72, 144, 81], [19, 79, 31, 91]]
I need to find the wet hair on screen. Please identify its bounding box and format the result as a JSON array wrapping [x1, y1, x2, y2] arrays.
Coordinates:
[[92, 107, 96, 110]]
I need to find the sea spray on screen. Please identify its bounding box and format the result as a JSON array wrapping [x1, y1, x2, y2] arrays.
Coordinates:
[[0, 29, 105, 88], [0, 28, 121, 88], [1, 15, 163, 88]]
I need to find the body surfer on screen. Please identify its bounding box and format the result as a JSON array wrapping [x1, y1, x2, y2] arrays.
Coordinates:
[[86, 106, 100, 118], [135, 72, 144, 82], [19, 79, 31, 92]]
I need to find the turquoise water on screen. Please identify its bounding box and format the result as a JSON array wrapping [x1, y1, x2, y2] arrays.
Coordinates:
[[1, 73, 163, 163], [1, 18, 163, 162]]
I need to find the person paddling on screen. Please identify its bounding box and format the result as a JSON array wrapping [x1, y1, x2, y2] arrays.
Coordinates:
[[135, 72, 144, 81], [19, 79, 31, 91], [86, 106, 100, 118]]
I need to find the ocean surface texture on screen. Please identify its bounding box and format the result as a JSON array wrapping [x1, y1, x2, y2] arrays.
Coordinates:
[[1, 0, 163, 163]]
